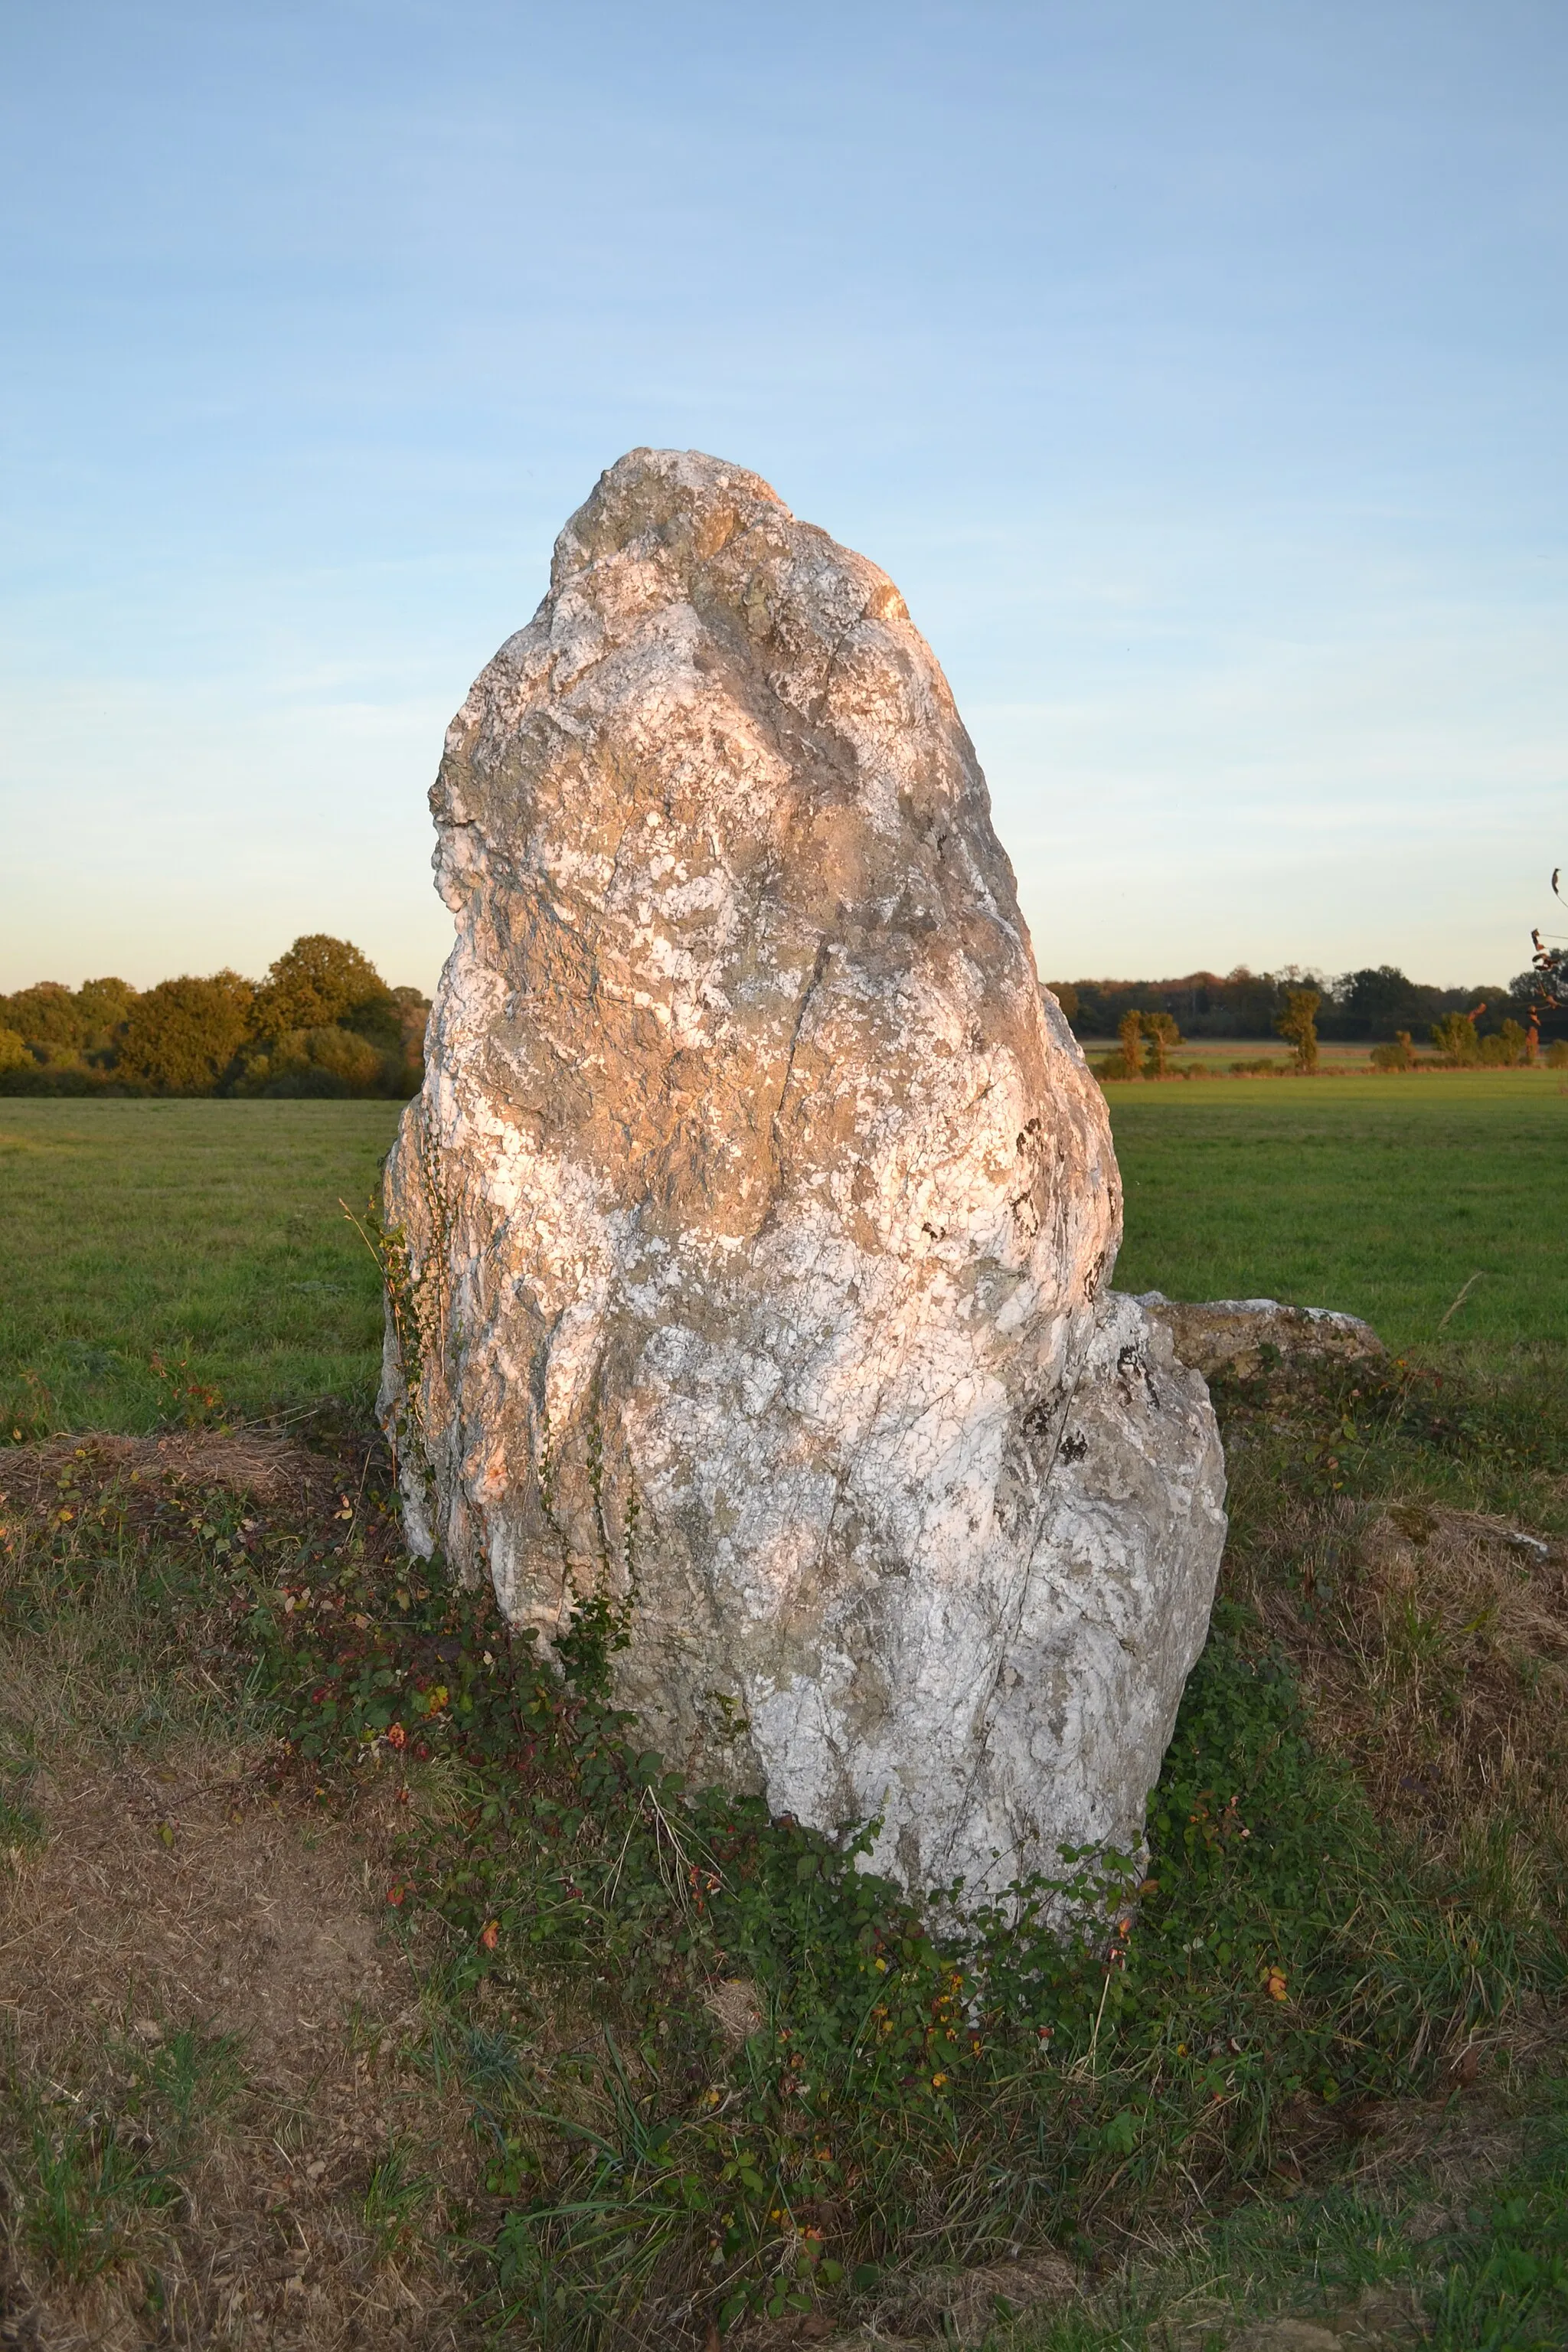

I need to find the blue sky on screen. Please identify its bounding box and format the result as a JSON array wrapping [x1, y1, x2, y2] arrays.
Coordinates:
[[4, 0, 1565, 995]]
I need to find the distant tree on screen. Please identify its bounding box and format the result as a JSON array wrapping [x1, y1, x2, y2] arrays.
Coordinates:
[[392, 985, 432, 1075], [1430, 1011, 1481, 1066], [1116, 1008, 1145, 1080], [75, 976, 139, 1060], [245, 1024, 390, 1098], [1370, 1031, 1417, 1072], [250, 934, 397, 1046], [1275, 988, 1320, 1073], [0, 976, 141, 1070], [1478, 1017, 1528, 1067], [1144, 1011, 1181, 1076], [1330, 965, 1422, 1039], [1044, 982, 1080, 1024], [115, 972, 254, 1093], [0, 982, 84, 1063], [0, 1026, 29, 1073]]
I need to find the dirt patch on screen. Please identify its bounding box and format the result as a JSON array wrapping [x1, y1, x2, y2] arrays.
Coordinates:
[[0, 1740, 482, 2350], [2, 1746, 402, 2086], [880, 2252, 1078, 2340], [0, 1439, 480, 2350]]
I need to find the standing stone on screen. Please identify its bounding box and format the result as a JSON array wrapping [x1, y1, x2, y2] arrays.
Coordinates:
[[381, 449, 1225, 1902]]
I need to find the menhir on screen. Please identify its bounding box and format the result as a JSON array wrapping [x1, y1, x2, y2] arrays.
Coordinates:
[[381, 447, 1226, 1902]]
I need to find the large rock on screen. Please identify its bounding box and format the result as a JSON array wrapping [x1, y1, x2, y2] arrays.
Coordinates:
[[381, 448, 1226, 1901]]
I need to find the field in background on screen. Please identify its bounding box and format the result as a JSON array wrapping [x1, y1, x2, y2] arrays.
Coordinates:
[[2, 1076, 1564, 1436], [0, 1100, 400, 1435], [1107, 1068, 1567, 1357], [1082, 1035, 1389, 1070]]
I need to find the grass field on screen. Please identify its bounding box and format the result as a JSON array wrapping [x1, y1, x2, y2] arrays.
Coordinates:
[[1082, 1036, 1397, 1070], [2, 1085, 1566, 2347], [2, 1076, 1562, 1438], [0, 1099, 400, 1434], [1108, 1069, 1567, 1357]]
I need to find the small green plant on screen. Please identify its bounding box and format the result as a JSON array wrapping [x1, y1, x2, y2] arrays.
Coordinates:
[[0, 1757, 46, 1856], [361, 2135, 439, 2256], [148, 1351, 229, 1430]]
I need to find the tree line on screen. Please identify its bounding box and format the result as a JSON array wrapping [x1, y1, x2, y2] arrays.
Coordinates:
[[1046, 962, 1561, 1044], [0, 936, 430, 1099], [1090, 988, 1565, 1080], [6, 941, 1560, 1098]]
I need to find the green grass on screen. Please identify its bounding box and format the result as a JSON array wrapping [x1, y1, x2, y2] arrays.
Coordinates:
[[4, 1076, 1563, 1446], [1106, 1069, 1568, 1356], [0, 1099, 402, 1433], [5, 2025, 240, 2283], [2, 1085, 1566, 2344]]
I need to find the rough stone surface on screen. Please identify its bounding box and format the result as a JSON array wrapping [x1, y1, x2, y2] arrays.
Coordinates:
[[1138, 1293, 1385, 1380], [381, 447, 1226, 1900]]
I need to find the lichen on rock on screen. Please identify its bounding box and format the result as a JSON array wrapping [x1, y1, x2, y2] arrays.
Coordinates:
[[381, 446, 1226, 1901]]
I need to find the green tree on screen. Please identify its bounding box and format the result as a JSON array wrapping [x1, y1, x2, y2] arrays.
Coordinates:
[[393, 985, 431, 1076], [0, 977, 141, 1069], [1479, 1017, 1528, 1067], [1275, 988, 1320, 1073], [1370, 1031, 1417, 1072], [1331, 965, 1421, 1038], [1430, 1011, 1480, 1066], [247, 1024, 389, 1098], [0, 1025, 30, 1073], [0, 982, 85, 1063], [250, 934, 397, 1047], [1143, 1011, 1181, 1076], [114, 972, 254, 1093], [1116, 1008, 1145, 1079], [75, 976, 139, 1060]]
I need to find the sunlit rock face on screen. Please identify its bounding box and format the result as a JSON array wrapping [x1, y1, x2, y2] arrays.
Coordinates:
[[381, 447, 1226, 1900]]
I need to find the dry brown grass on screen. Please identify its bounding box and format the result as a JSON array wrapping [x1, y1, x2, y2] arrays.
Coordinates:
[[7, 1431, 351, 1517], [1233, 1494, 1568, 1886], [0, 1435, 482, 2351]]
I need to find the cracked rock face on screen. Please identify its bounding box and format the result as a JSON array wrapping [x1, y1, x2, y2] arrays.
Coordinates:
[[381, 447, 1226, 1900]]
